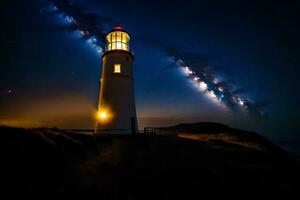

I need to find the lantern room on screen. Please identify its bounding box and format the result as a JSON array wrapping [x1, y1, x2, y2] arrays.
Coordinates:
[[105, 24, 130, 52]]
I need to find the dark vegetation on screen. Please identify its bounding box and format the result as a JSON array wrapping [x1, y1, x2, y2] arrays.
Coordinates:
[[1, 122, 299, 199]]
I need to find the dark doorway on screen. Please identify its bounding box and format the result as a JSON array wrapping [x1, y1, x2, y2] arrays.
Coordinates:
[[131, 117, 136, 134]]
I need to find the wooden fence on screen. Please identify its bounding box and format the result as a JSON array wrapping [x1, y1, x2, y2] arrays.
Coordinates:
[[143, 127, 178, 135]]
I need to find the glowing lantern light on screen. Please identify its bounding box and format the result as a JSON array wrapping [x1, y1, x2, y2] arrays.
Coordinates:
[[106, 24, 130, 51]]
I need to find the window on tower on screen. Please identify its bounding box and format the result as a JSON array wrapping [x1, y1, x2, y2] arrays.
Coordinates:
[[114, 64, 121, 73]]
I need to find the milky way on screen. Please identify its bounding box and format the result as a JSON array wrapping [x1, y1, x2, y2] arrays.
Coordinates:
[[46, 0, 268, 119]]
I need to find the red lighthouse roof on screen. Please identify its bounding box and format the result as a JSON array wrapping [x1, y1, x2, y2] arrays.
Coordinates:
[[113, 24, 123, 31]]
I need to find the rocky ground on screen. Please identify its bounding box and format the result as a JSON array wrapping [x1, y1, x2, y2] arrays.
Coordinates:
[[1, 123, 299, 199]]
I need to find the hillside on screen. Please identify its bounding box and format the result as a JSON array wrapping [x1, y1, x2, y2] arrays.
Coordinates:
[[0, 123, 299, 199]]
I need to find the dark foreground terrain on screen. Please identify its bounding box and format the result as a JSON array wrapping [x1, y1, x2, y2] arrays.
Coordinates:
[[1, 122, 299, 199]]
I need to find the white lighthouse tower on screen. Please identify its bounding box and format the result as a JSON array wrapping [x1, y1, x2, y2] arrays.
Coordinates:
[[95, 24, 138, 134]]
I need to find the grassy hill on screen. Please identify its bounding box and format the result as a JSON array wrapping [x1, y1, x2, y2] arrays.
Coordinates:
[[0, 123, 299, 199]]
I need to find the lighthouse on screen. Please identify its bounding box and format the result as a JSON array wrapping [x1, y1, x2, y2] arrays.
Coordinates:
[[95, 24, 138, 134]]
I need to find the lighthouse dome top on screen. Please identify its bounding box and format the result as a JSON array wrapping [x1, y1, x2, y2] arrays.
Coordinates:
[[105, 24, 130, 52], [113, 24, 123, 31]]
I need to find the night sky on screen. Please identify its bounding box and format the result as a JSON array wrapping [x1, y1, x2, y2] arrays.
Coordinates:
[[1, 0, 299, 140]]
